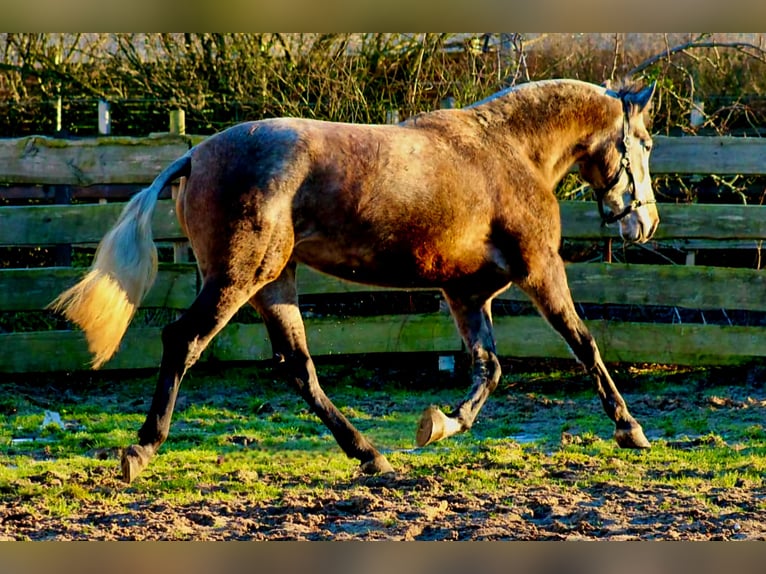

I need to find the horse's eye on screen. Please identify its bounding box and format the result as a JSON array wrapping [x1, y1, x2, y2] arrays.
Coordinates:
[[642, 139, 653, 152]]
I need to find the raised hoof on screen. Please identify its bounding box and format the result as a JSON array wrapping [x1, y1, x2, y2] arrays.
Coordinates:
[[120, 444, 153, 484], [614, 421, 651, 449], [416, 406, 462, 447], [360, 455, 395, 476]]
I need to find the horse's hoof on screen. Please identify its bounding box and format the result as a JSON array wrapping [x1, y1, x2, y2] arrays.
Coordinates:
[[416, 406, 462, 447], [120, 444, 153, 483], [360, 455, 395, 476], [614, 421, 651, 449]]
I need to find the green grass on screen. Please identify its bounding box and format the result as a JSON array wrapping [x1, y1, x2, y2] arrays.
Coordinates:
[[2, 358, 766, 532]]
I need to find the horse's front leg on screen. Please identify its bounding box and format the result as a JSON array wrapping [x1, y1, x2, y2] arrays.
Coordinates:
[[252, 265, 394, 475], [520, 254, 650, 449], [416, 292, 501, 446]]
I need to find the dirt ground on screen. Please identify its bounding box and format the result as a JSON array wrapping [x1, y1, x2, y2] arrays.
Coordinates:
[[7, 474, 765, 541], [7, 465, 766, 541], [3, 358, 766, 541]]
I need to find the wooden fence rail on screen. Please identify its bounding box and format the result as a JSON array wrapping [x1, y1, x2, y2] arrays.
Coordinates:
[[1, 134, 765, 373]]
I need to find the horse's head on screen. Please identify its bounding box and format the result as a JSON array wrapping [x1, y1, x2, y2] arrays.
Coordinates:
[[579, 82, 658, 243]]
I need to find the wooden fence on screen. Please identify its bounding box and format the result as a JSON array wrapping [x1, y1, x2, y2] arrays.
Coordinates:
[[1, 134, 765, 373]]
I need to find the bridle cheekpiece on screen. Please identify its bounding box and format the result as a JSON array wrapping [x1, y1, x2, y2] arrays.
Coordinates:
[[593, 99, 655, 226]]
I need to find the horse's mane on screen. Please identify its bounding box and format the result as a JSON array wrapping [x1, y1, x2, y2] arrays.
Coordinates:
[[470, 77, 650, 110], [603, 78, 644, 98], [466, 78, 604, 109]]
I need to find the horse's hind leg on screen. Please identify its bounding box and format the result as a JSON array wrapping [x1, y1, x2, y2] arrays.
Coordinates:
[[251, 263, 394, 475], [416, 292, 501, 446], [121, 275, 257, 483], [520, 253, 650, 449]]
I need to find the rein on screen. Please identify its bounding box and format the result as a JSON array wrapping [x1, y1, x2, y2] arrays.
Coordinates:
[[593, 101, 655, 226]]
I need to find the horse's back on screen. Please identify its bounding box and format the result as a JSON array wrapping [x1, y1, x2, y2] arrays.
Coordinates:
[[186, 114, 495, 219]]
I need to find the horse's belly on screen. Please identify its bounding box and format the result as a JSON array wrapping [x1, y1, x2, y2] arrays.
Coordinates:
[[292, 239, 509, 290], [293, 246, 434, 288]]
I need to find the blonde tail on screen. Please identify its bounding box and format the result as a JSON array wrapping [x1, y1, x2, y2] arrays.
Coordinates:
[[49, 154, 191, 368]]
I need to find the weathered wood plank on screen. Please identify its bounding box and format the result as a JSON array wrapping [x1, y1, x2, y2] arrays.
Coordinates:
[[5, 258, 763, 315], [298, 263, 766, 313], [559, 202, 766, 240], [492, 315, 765, 365], [0, 315, 463, 373], [3, 314, 762, 373], [0, 199, 182, 245], [648, 203, 766, 241], [0, 264, 198, 312], [0, 184, 167, 201], [0, 327, 165, 373], [162, 315, 766, 367], [497, 262, 766, 312], [650, 136, 766, 175], [211, 314, 464, 362], [0, 135, 192, 186]]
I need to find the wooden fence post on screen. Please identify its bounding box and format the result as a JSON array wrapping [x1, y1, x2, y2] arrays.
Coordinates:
[[169, 109, 186, 135], [47, 185, 73, 266]]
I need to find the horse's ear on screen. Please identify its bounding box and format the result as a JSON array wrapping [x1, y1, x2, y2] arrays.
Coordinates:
[[628, 82, 656, 112]]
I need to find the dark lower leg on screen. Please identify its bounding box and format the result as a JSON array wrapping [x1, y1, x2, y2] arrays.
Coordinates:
[[586, 359, 650, 448], [121, 279, 252, 483], [278, 350, 391, 473], [120, 320, 204, 482], [417, 295, 500, 447], [254, 275, 392, 474], [454, 345, 502, 428], [521, 254, 649, 448], [531, 289, 649, 448]]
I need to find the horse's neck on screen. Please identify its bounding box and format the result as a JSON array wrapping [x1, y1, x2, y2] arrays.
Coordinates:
[[481, 88, 617, 184]]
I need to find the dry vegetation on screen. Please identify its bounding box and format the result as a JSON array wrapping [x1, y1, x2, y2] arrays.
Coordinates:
[[1, 33, 766, 137]]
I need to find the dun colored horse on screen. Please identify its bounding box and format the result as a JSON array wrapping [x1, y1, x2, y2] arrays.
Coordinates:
[[51, 78, 658, 483]]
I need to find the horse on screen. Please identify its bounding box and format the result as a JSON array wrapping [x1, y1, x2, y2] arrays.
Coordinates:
[[50, 78, 658, 483]]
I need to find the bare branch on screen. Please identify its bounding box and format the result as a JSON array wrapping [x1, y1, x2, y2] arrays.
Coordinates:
[[628, 40, 766, 77]]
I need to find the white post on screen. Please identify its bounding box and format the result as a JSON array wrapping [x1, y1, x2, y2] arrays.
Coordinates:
[[54, 49, 62, 133], [98, 100, 111, 135], [385, 109, 399, 124], [55, 97, 62, 133], [690, 98, 705, 129], [687, 96, 704, 267]]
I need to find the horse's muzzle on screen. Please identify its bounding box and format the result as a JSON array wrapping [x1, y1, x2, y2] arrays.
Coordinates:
[[621, 214, 659, 244]]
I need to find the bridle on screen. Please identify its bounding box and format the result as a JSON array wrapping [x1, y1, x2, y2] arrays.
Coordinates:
[[593, 100, 655, 226]]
